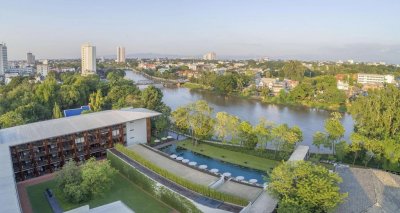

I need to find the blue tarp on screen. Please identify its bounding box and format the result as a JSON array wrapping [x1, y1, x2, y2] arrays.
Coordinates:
[[63, 105, 91, 117]]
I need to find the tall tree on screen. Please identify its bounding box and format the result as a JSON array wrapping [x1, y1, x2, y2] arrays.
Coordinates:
[[141, 85, 163, 110], [52, 102, 63, 119], [350, 85, 400, 140], [214, 112, 240, 143], [325, 112, 345, 154], [89, 89, 104, 112], [282, 60, 306, 81]]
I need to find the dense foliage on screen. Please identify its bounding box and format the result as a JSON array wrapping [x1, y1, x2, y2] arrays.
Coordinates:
[[114, 144, 248, 206], [0, 71, 171, 130], [107, 150, 201, 213], [268, 161, 347, 213], [55, 158, 116, 203]]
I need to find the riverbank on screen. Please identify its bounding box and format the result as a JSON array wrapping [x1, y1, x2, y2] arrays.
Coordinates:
[[182, 83, 346, 112]]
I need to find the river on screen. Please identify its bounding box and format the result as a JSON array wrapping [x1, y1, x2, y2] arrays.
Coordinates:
[[125, 71, 354, 153]]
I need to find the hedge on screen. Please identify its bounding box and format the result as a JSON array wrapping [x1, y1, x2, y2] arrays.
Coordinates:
[[114, 144, 249, 206], [107, 150, 201, 213]]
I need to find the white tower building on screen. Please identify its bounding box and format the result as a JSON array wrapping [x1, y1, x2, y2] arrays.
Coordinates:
[[116, 46, 126, 63], [81, 43, 96, 76], [0, 43, 8, 75]]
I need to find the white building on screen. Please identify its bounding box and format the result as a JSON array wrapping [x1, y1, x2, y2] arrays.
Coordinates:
[[337, 80, 349, 90], [357, 73, 395, 84], [81, 43, 96, 76], [203, 52, 216, 60], [27, 52, 35, 65], [36, 64, 48, 77], [0, 43, 8, 75], [116, 46, 126, 63]]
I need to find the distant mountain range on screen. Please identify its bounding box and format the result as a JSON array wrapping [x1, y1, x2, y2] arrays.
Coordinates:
[[101, 53, 264, 60]]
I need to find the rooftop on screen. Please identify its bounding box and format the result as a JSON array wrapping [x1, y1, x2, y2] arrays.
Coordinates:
[[0, 108, 161, 146], [336, 167, 400, 213], [0, 108, 160, 213]]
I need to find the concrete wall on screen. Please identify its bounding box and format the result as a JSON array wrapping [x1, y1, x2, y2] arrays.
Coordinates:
[[126, 118, 147, 146]]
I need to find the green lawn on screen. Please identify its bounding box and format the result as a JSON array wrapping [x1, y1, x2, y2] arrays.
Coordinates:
[[27, 172, 172, 213], [178, 140, 279, 172]]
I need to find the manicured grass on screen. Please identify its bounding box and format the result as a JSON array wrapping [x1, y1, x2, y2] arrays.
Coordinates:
[[178, 140, 279, 172], [26, 172, 172, 213]]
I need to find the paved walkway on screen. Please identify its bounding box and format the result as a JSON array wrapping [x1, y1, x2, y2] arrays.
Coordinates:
[[110, 149, 243, 213], [217, 181, 263, 201], [247, 192, 278, 213], [129, 145, 219, 186], [17, 173, 56, 213]]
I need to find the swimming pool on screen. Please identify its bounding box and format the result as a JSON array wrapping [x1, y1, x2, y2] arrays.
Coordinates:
[[160, 144, 268, 184]]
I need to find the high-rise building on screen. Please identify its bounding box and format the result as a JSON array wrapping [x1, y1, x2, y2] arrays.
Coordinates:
[[27, 52, 35, 65], [116, 46, 126, 63], [81, 43, 96, 76], [0, 43, 8, 75], [203, 52, 216, 60]]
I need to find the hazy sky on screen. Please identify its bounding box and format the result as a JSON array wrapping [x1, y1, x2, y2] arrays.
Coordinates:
[[1, 0, 400, 63]]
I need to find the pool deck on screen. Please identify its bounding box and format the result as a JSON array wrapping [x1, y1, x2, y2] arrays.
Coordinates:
[[128, 144, 263, 202], [217, 181, 263, 201], [129, 144, 218, 186]]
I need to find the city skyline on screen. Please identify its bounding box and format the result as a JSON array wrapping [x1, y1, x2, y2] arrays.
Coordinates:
[[1, 0, 400, 63]]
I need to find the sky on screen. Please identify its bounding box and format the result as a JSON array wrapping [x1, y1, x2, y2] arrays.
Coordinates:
[[1, 0, 400, 63]]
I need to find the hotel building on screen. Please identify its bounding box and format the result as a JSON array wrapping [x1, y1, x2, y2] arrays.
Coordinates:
[[0, 108, 160, 213]]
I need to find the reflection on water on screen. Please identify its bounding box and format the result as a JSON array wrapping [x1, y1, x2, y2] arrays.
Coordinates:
[[125, 71, 354, 153], [161, 144, 267, 183]]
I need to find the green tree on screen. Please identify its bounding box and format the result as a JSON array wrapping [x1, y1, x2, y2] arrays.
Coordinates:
[[254, 118, 273, 149], [89, 89, 105, 112], [55, 158, 116, 203], [81, 158, 116, 198], [214, 112, 240, 143], [350, 85, 400, 140], [325, 112, 345, 154], [282, 60, 306, 81], [0, 111, 25, 128], [52, 102, 63, 119], [188, 100, 215, 145], [312, 131, 328, 154], [171, 106, 190, 135], [141, 85, 163, 110], [268, 161, 347, 213], [349, 133, 365, 165], [271, 124, 303, 159], [55, 160, 89, 203]]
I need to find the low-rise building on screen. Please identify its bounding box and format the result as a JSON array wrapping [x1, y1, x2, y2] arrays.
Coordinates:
[[357, 73, 395, 84], [0, 108, 160, 213], [337, 80, 349, 91]]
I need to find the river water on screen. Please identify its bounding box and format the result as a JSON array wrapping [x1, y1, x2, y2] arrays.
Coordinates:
[[125, 71, 354, 153]]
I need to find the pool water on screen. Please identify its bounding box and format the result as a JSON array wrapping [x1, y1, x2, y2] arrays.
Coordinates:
[[161, 144, 268, 184]]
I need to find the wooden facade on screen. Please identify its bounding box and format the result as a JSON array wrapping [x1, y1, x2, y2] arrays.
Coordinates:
[[10, 124, 126, 182]]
